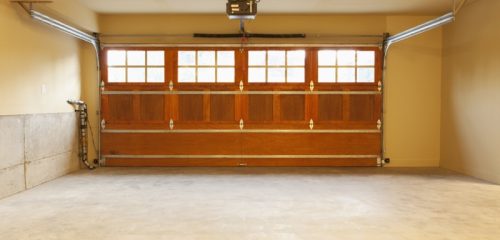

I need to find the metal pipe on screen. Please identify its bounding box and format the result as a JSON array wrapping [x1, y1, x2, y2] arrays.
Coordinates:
[[385, 12, 455, 52], [67, 100, 96, 170], [380, 33, 389, 167], [30, 10, 97, 45]]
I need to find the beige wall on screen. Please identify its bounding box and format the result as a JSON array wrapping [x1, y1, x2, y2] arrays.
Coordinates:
[[0, 0, 97, 115], [97, 14, 444, 167], [384, 16, 442, 167], [441, 0, 500, 183]]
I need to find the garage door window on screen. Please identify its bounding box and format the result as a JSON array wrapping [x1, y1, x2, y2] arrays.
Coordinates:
[[318, 50, 375, 83], [107, 50, 165, 83], [178, 50, 235, 83], [248, 50, 305, 83]]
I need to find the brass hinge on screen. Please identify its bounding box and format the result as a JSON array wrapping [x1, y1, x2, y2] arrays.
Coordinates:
[[239, 80, 244, 91], [239, 119, 244, 130], [169, 119, 174, 130], [100, 119, 106, 129], [100, 81, 105, 92], [377, 119, 382, 130], [169, 81, 174, 91], [378, 81, 382, 92], [309, 119, 314, 130], [309, 81, 315, 91]]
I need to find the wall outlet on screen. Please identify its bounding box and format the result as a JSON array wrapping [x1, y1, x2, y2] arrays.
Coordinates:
[[41, 84, 47, 95]]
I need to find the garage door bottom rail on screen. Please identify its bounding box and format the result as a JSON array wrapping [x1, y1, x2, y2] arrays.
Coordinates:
[[102, 155, 381, 167]]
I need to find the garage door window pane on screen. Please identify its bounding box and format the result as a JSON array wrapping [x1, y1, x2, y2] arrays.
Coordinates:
[[107, 51, 126, 66], [318, 68, 336, 83], [337, 50, 356, 66], [268, 51, 286, 66], [357, 51, 375, 66], [338, 68, 355, 82], [178, 51, 196, 66], [357, 67, 375, 83], [217, 51, 235, 66], [147, 68, 165, 83], [198, 68, 216, 83], [198, 51, 215, 66], [287, 50, 305, 66], [268, 68, 286, 83], [287, 68, 305, 83], [318, 50, 336, 66], [218, 68, 235, 83], [108, 67, 125, 82], [249, 51, 266, 66], [127, 51, 146, 66], [178, 68, 196, 83], [249, 68, 266, 83], [128, 68, 146, 82], [147, 51, 164, 66]]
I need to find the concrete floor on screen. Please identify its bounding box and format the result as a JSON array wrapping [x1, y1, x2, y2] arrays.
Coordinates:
[[0, 167, 499, 240]]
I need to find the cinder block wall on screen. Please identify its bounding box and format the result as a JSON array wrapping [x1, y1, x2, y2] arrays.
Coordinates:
[[0, 113, 80, 199]]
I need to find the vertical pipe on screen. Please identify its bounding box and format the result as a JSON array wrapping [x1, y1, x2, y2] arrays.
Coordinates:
[[380, 33, 390, 167]]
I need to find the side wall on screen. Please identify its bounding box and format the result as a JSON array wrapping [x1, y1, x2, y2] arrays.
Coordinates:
[[441, 0, 500, 184], [0, 0, 98, 199]]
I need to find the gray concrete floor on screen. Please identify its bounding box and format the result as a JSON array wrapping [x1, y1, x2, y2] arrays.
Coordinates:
[[0, 167, 499, 240]]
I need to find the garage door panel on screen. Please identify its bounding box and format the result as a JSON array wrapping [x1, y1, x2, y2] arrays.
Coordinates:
[[241, 133, 381, 155], [100, 47, 383, 167], [101, 133, 241, 155]]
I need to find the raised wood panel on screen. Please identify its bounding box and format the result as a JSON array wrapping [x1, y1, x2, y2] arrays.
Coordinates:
[[280, 95, 305, 121], [178, 95, 204, 121], [140, 95, 165, 121], [350, 95, 375, 121], [248, 95, 273, 121], [210, 95, 235, 122], [108, 95, 134, 121], [318, 95, 343, 121], [241, 133, 381, 155], [102, 133, 241, 155]]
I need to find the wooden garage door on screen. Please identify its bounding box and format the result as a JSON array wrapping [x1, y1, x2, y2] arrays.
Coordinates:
[[100, 47, 383, 167]]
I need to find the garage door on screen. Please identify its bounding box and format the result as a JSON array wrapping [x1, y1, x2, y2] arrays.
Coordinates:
[[100, 47, 382, 167]]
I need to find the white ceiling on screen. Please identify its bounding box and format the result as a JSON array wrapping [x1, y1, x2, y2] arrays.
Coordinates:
[[78, 0, 453, 14]]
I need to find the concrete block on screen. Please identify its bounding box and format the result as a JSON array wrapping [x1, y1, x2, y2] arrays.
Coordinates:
[[25, 112, 78, 162], [25, 151, 79, 189], [0, 165, 25, 200], [0, 115, 24, 170]]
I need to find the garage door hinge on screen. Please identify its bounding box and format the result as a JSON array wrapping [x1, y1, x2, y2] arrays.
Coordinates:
[[169, 81, 174, 91], [310, 81, 315, 91], [309, 119, 314, 130], [169, 119, 174, 130], [101, 119, 106, 129], [239, 80, 244, 91], [377, 119, 382, 130], [239, 119, 244, 130]]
